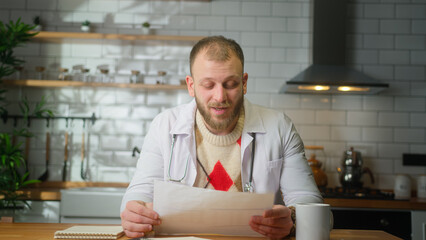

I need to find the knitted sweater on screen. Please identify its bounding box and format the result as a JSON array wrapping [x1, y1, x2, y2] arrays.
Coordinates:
[[193, 109, 245, 192]]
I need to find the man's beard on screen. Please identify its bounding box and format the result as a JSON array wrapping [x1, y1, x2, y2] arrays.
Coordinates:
[[195, 91, 244, 132]]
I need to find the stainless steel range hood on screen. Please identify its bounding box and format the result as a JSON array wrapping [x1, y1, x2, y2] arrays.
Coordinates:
[[280, 0, 389, 94]]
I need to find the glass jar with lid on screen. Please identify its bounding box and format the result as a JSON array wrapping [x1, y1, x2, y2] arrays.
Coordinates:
[[82, 69, 91, 82], [130, 70, 140, 84], [157, 71, 167, 84], [35, 66, 46, 80], [58, 68, 72, 80]]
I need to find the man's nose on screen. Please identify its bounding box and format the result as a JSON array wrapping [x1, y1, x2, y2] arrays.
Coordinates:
[[213, 86, 227, 102]]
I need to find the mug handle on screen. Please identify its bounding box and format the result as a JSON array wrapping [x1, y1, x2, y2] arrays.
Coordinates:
[[329, 210, 334, 231]]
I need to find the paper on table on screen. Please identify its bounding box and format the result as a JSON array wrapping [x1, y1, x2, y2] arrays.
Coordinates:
[[153, 181, 274, 237]]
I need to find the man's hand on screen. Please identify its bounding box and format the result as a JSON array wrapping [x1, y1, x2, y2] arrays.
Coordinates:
[[249, 204, 293, 240], [120, 200, 161, 238]]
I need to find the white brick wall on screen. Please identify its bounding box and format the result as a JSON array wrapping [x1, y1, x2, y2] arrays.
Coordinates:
[[2, 0, 425, 188]]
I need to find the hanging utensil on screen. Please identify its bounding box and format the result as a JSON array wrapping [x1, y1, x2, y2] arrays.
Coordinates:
[[62, 130, 69, 182], [80, 120, 87, 180], [24, 136, 30, 173], [38, 132, 49, 181]]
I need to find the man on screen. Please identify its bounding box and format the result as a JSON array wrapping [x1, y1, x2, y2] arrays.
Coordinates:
[[120, 36, 322, 239]]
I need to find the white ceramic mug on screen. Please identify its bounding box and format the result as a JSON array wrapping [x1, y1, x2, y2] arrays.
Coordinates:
[[296, 203, 333, 240], [417, 175, 426, 199], [394, 174, 411, 200]]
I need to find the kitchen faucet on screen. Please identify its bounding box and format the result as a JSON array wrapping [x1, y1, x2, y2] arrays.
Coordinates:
[[132, 146, 141, 157]]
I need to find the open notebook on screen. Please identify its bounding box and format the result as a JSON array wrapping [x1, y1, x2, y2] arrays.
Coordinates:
[[54, 226, 124, 239]]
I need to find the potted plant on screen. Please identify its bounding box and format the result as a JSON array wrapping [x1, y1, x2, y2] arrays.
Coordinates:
[[0, 18, 38, 81], [141, 21, 151, 35], [33, 16, 41, 31], [0, 18, 53, 216], [81, 20, 91, 32]]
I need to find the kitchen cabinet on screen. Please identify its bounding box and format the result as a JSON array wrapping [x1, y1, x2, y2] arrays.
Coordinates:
[[0, 201, 60, 223], [412, 210, 426, 240], [331, 207, 411, 240], [60, 188, 125, 224]]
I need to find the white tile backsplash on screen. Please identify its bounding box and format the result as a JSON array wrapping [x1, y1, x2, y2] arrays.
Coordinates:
[[211, 1, 240, 16], [242, 2, 270, 16], [394, 128, 425, 143], [395, 66, 425, 81], [272, 2, 303, 17], [256, 17, 286, 32], [362, 127, 393, 142], [364, 4, 394, 18], [379, 112, 410, 127], [315, 110, 346, 125], [412, 51, 426, 65], [226, 17, 256, 31], [0, 0, 25, 9], [2, 0, 424, 188], [395, 97, 426, 112], [380, 20, 411, 34], [411, 113, 426, 127], [195, 16, 225, 30], [332, 95, 363, 110], [331, 127, 362, 141], [299, 126, 331, 141], [348, 111, 377, 126], [396, 5, 426, 19], [27, 0, 57, 10], [412, 20, 426, 34]]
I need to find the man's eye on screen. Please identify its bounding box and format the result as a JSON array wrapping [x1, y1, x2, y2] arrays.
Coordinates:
[[203, 84, 214, 89], [225, 82, 239, 89]]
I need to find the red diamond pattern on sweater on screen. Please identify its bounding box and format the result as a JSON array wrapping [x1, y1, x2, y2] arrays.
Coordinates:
[[209, 160, 234, 191], [237, 136, 241, 147]]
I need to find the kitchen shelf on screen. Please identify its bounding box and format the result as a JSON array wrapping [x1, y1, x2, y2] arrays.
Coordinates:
[[2, 79, 187, 90], [31, 31, 205, 43]]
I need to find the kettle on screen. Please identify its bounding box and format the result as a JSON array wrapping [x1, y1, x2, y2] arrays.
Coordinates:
[[337, 147, 374, 189]]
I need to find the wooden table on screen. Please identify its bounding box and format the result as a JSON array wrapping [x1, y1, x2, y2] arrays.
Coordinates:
[[0, 223, 402, 240]]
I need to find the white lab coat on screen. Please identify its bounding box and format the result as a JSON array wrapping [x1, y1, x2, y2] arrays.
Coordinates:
[[121, 98, 323, 212]]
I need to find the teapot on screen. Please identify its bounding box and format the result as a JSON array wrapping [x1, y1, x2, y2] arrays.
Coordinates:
[[337, 147, 374, 189]]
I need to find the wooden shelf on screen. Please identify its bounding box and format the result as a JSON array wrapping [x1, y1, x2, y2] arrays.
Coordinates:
[[2, 79, 187, 90], [31, 31, 205, 43]]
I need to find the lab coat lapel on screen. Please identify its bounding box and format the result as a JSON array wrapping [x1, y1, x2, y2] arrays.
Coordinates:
[[241, 99, 266, 191], [169, 99, 197, 185]]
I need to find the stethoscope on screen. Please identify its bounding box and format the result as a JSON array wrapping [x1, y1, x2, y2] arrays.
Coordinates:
[[167, 133, 256, 193]]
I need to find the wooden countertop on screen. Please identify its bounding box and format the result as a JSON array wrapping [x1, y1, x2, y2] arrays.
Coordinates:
[[0, 223, 402, 240], [325, 197, 426, 210], [13, 182, 426, 210], [16, 181, 128, 201]]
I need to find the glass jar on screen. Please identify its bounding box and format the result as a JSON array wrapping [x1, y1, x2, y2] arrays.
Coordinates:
[[71, 66, 83, 81], [130, 70, 140, 84], [82, 69, 90, 82], [14, 66, 24, 80], [100, 69, 110, 83], [35, 66, 46, 80], [157, 71, 167, 84], [58, 68, 72, 80]]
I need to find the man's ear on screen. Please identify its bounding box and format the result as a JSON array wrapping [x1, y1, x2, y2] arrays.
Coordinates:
[[186, 75, 195, 97], [242, 73, 248, 95]]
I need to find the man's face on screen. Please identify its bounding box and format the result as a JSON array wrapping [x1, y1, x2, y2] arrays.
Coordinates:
[[186, 50, 248, 135]]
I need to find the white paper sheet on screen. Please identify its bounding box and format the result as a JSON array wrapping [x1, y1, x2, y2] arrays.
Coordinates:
[[153, 181, 274, 237]]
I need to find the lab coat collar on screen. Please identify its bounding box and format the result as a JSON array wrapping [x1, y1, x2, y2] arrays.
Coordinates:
[[243, 98, 266, 134], [170, 99, 197, 136]]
